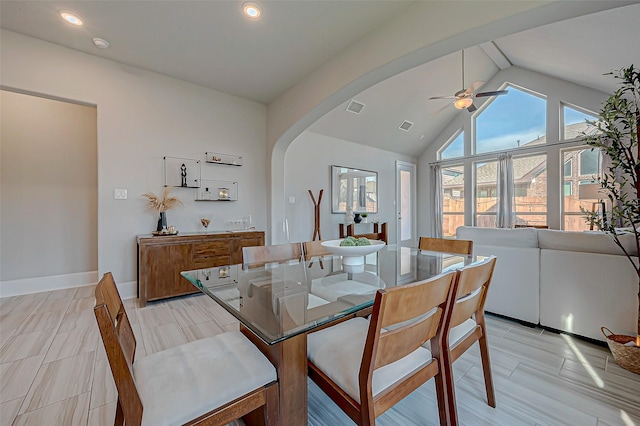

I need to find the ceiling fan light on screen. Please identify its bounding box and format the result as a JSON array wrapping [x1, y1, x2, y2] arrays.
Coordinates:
[[454, 98, 473, 110]]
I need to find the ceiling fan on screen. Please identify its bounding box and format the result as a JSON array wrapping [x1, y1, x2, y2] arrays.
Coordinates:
[[429, 50, 508, 113]]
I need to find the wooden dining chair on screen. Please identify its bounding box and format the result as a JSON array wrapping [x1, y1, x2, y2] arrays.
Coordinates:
[[302, 240, 333, 260], [242, 242, 303, 268], [437, 256, 497, 425], [307, 271, 459, 426], [94, 272, 279, 426], [418, 236, 473, 255]]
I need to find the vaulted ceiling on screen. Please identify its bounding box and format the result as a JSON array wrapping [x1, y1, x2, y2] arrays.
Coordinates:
[[2, 1, 639, 157]]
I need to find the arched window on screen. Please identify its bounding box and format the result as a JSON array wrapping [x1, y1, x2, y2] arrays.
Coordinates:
[[562, 104, 598, 140], [439, 130, 464, 160], [475, 86, 546, 154]]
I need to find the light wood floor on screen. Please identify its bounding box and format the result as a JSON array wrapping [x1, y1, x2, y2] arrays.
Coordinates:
[[1, 285, 639, 426]]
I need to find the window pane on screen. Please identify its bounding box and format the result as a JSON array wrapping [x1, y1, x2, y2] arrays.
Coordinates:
[[563, 104, 599, 140], [564, 159, 572, 177], [476, 86, 546, 154], [442, 165, 464, 237], [579, 149, 599, 175], [440, 131, 464, 160], [513, 155, 547, 227], [562, 148, 603, 231], [475, 161, 497, 227]]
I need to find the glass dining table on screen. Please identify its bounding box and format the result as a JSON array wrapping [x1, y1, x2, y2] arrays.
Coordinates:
[[181, 245, 481, 426]]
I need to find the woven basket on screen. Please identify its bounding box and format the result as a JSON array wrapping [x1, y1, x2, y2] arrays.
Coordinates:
[[601, 327, 640, 374]]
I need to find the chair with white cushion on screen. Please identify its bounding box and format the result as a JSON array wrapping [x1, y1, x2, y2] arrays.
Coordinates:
[[307, 271, 458, 425], [418, 236, 473, 255], [94, 272, 279, 426], [242, 242, 303, 269], [438, 256, 497, 425]]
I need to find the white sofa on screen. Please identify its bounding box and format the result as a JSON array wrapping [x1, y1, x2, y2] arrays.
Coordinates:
[[456, 226, 638, 342]]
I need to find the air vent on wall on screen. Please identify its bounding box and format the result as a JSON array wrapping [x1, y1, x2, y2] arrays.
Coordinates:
[[346, 100, 365, 114], [399, 120, 414, 131]]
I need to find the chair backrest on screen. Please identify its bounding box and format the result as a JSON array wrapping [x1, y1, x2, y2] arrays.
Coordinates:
[[359, 271, 457, 397], [302, 240, 332, 260], [418, 237, 473, 255], [242, 243, 303, 268], [448, 256, 497, 329], [94, 272, 143, 424]]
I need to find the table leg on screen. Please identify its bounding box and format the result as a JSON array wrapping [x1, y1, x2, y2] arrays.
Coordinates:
[[241, 325, 308, 426]]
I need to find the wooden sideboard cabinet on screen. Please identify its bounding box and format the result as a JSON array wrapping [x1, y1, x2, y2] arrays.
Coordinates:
[[137, 231, 264, 306]]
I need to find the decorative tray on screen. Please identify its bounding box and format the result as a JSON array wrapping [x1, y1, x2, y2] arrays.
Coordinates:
[[151, 230, 179, 236]]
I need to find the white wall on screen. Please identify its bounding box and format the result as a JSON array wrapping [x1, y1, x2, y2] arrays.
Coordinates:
[[0, 30, 267, 296], [416, 66, 609, 237], [284, 131, 414, 244], [1, 90, 97, 284]]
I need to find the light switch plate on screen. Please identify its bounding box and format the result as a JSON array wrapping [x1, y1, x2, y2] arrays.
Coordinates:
[[288, 196, 295, 204], [114, 189, 127, 199]]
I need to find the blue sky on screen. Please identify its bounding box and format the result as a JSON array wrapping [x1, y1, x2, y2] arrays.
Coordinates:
[[441, 87, 595, 160]]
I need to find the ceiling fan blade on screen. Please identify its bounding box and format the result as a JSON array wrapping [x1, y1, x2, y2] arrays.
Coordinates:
[[467, 103, 477, 113], [429, 95, 456, 100], [464, 81, 485, 95], [475, 90, 509, 98]]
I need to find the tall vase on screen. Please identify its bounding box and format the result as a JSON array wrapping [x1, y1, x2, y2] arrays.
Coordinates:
[[157, 211, 167, 231]]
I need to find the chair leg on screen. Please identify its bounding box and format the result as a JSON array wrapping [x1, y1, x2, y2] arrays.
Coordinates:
[[478, 327, 496, 408], [114, 399, 124, 426], [264, 383, 280, 426], [440, 355, 459, 426], [434, 367, 454, 426]]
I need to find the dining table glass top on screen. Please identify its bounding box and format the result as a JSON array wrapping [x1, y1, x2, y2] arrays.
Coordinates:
[[181, 245, 480, 345]]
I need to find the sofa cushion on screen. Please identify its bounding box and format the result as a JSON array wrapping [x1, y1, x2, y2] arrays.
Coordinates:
[[537, 229, 637, 256], [456, 226, 538, 248], [134, 331, 276, 426]]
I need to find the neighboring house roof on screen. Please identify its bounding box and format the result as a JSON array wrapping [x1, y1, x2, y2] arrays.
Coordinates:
[[442, 122, 595, 188]]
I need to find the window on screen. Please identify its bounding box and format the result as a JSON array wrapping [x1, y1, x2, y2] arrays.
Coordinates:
[[441, 165, 464, 237], [579, 149, 599, 176], [562, 104, 598, 140], [513, 154, 547, 227], [474, 160, 497, 228], [564, 159, 572, 177], [562, 148, 602, 231], [475, 86, 546, 154], [439, 131, 464, 160]]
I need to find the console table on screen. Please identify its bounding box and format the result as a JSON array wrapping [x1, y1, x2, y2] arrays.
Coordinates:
[[339, 222, 388, 243], [137, 231, 264, 306]]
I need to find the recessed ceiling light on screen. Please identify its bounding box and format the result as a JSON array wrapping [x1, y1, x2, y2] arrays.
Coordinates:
[[93, 38, 110, 49], [60, 12, 83, 26], [242, 2, 262, 19]]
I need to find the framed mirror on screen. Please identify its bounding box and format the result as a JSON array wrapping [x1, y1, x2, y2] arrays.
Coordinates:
[[331, 165, 378, 214]]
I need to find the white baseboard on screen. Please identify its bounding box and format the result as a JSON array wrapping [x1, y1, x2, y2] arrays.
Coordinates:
[[0, 272, 138, 300]]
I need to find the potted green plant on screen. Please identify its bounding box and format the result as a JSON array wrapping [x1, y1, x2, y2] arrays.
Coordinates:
[[581, 65, 639, 371], [360, 212, 368, 223]]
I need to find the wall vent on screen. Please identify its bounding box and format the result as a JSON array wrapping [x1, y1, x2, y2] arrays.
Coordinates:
[[399, 120, 414, 131], [346, 100, 365, 114]]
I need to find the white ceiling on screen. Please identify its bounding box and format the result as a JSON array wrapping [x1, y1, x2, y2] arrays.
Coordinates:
[[0, 0, 411, 104], [2, 1, 640, 157], [309, 3, 640, 156]]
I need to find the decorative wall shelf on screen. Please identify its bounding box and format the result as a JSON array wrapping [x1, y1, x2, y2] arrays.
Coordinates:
[[164, 156, 200, 188], [205, 152, 243, 166], [195, 179, 238, 201]]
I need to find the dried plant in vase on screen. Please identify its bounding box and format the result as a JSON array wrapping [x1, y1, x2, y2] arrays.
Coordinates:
[[142, 187, 183, 232]]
